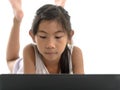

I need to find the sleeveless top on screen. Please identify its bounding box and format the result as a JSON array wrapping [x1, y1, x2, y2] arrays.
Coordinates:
[[12, 44, 73, 74]]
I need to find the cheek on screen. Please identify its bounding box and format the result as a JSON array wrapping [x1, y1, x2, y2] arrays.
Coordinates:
[[57, 39, 68, 52], [36, 43, 45, 56], [35, 36, 43, 44], [35, 37, 44, 51], [59, 37, 68, 45]]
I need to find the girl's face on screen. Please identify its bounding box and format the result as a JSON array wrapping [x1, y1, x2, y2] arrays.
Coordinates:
[[34, 20, 68, 62]]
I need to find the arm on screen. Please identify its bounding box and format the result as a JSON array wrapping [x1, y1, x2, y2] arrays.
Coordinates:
[[72, 46, 84, 74], [6, 18, 21, 72], [23, 44, 36, 74], [6, 18, 20, 61], [6, 0, 23, 72]]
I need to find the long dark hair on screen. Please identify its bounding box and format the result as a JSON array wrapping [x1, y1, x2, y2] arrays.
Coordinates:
[[31, 4, 72, 73]]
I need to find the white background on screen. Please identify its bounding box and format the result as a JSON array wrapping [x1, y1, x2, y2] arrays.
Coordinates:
[[0, 0, 120, 74]]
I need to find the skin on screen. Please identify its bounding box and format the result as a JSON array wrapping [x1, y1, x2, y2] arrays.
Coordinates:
[[9, 0, 23, 21], [55, 0, 66, 7], [6, 18, 20, 72]]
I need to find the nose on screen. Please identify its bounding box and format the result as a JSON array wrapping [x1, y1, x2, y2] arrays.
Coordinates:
[[46, 39, 55, 49]]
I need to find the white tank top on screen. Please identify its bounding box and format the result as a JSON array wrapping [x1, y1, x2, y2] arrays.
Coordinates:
[[12, 44, 73, 74]]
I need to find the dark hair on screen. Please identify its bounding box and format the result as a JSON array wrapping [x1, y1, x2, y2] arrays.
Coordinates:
[[31, 4, 72, 73]]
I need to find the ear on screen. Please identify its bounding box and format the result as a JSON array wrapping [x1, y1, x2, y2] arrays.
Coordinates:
[[68, 30, 74, 44], [70, 30, 74, 38], [29, 30, 36, 43]]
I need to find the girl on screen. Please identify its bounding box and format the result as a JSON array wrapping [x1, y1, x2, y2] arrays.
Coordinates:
[[7, 0, 84, 74]]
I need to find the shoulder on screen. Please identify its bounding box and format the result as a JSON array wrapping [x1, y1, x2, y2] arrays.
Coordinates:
[[23, 43, 34, 52], [71, 46, 84, 74], [72, 46, 83, 59], [71, 46, 83, 62], [68, 45, 82, 55], [23, 43, 36, 74], [72, 46, 82, 55], [23, 43, 35, 62]]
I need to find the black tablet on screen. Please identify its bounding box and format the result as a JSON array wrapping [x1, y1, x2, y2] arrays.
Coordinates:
[[0, 74, 120, 90]]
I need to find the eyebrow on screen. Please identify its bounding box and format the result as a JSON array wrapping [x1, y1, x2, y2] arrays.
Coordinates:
[[37, 30, 65, 34], [37, 30, 47, 34]]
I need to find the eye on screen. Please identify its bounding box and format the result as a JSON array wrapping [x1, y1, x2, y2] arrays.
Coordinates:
[[55, 36, 63, 39], [39, 36, 47, 39]]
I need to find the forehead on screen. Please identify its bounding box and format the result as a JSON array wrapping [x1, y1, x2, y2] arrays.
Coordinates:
[[38, 20, 64, 33]]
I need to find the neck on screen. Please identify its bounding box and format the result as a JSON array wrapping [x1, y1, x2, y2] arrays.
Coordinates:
[[47, 65, 60, 74], [40, 54, 61, 73]]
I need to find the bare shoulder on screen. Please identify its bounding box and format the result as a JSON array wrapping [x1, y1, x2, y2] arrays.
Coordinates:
[[23, 43, 34, 52], [72, 46, 82, 55], [72, 46, 83, 63], [23, 43, 35, 61], [71, 46, 84, 74], [23, 43, 36, 74]]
